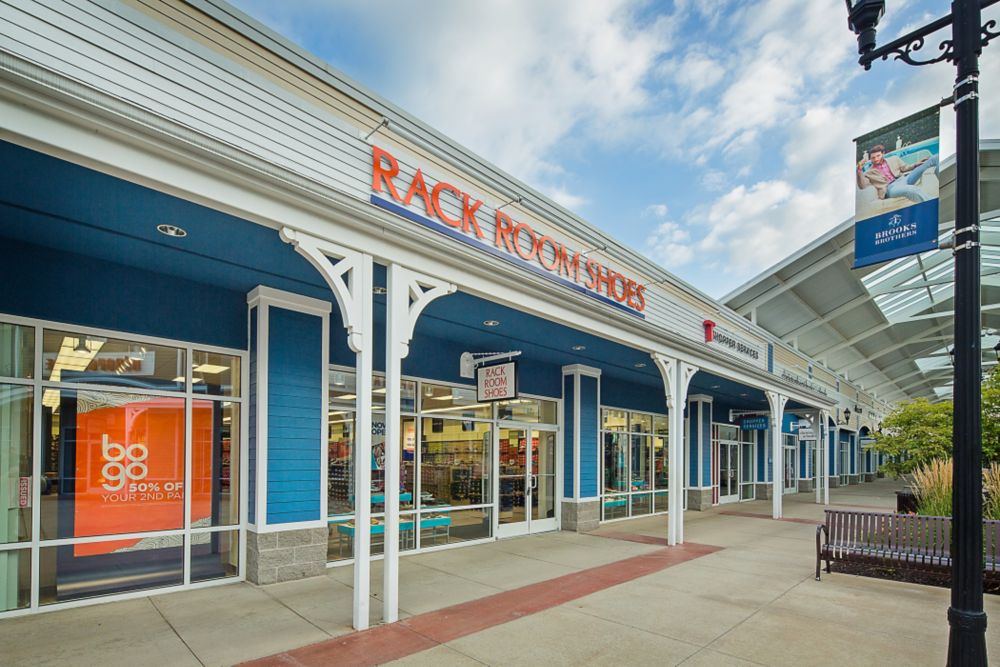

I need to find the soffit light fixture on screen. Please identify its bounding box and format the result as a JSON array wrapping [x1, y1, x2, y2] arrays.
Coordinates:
[[634, 362, 647, 368], [156, 224, 187, 238], [483, 320, 501, 327], [572, 345, 586, 351]]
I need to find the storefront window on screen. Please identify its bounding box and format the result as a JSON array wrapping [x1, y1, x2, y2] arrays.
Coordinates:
[[602, 432, 627, 494], [42, 330, 185, 392], [0, 385, 32, 544], [39, 536, 184, 604], [328, 371, 416, 412], [420, 383, 490, 419], [601, 408, 668, 520], [191, 401, 240, 526], [0, 322, 244, 609], [497, 398, 557, 424], [41, 390, 187, 541], [192, 351, 241, 397], [191, 529, 240, 582], [0, 549, 30, 611], [0, 323, 33, 379], [420, 418, 491, 507], [328, 411, 354, 516]]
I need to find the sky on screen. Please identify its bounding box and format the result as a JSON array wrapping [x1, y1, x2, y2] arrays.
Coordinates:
[[228, 0, 1000, 298]]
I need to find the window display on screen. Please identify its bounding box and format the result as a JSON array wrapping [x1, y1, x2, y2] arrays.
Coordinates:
[[600, 409, 668, 520], [0, 321, 245, 609]]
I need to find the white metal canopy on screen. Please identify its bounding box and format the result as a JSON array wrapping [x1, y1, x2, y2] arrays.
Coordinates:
[[724, 141, 1000, 404]]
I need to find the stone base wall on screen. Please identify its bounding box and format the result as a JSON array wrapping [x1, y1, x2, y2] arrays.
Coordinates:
[[686, 487, 714, 511], [863, 473, 876, 483], [848, 474, 861, 485], [561, 499, 600, 532], [829, 477, 842, 488], [797, 478, 814, 493], [755, 483, 774, 500], [246, 527, 328, 585]]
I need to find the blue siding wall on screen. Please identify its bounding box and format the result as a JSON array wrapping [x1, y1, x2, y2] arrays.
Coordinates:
[[688, 409, 698, 487], [579, 375, 599, 498], [563, 374, 575, 498], [600, 376, 664, 414], [757, 430, 767, 481], [0, 238, 246, 349], [249, 307, 258, 525], [850, 434, 857, 473], [829, 430, 836, 470], [266, 307, 323, 524]]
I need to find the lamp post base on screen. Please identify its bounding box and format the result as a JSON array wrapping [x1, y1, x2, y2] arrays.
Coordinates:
[[947, 607, 988, 666]]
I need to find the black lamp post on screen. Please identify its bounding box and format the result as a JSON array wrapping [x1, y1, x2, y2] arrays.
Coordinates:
[[846, 1, 999, 663]]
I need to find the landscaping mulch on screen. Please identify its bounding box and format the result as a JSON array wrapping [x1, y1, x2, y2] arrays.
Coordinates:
[[830, 561, 1000, 595]]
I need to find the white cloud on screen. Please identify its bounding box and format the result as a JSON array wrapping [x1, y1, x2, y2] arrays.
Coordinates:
[[643, 203, 670, 218], [646, 220, 694, 267]]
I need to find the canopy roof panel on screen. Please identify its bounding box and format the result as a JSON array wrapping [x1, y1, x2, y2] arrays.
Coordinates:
[[724, 141, 1000, 404]]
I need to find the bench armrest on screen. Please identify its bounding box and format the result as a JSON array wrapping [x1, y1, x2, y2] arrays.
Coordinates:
[[816, 524, 829, 581]]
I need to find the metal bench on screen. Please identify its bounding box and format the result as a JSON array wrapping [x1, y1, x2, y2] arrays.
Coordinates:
[[816, 509, 1000, 582]]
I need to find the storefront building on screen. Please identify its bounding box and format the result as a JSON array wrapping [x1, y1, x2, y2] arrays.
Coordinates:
[[0, 0, 889, 627]]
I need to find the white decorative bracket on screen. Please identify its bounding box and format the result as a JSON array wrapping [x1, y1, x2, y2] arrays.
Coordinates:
[[652, 353, 698, 410], [390, 265, 457, 359], [280, 227, 370, 353]]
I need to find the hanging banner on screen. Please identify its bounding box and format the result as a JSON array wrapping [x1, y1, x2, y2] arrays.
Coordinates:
[[853, 106, 940, 269]]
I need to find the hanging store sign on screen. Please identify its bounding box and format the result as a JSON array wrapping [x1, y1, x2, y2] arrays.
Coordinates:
[[369, 146, 646, 317], [853, 106, 941, 269], [740, 416, 769, 430], [797, 427, 816, 441], [477, 362, 517, 401]]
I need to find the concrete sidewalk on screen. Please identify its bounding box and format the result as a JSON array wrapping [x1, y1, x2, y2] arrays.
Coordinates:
[[3, 478, 997, 666]]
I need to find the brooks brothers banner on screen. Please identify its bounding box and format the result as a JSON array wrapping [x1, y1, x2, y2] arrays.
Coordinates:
[[853, 106, 941, 269]]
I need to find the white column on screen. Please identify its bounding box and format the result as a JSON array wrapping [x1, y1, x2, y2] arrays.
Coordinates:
[[766, 391, 787, 519], [821, 412, 830, 505], [814, 410, 822, 504], [280, 228, 375, 632], [383, 264, 454, 624], [652, 353, 697, 546], [354, 258, 374, 631]]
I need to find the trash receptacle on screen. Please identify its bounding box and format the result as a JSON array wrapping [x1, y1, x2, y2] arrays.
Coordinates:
[[895, 489, 918, 513]]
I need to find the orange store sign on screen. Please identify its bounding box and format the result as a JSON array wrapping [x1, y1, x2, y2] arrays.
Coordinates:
[[370, 146, 647, 316]]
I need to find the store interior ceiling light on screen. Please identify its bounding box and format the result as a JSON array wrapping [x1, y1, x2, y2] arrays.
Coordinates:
[[156, 223, 187, 237], [192, 363, 228, 374], [482, 320, 500, 327]]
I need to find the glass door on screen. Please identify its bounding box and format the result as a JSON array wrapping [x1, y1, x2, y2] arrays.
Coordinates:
[[783, 444, 798, 494], [497, 427, 556, 537], [719, 442, 739, 503]]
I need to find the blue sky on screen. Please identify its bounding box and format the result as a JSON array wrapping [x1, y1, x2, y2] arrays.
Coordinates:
[[229, 0, 999, 298]]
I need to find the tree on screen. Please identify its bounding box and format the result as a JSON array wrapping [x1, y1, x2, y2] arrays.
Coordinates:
[[870, 397, 953, 477], [981, 365, 1000, 463], [869, 366, 1000, 477]]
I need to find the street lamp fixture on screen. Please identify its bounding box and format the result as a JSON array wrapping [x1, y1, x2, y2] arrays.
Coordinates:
[[845, 0, 885, 57], [845, 1, 999, 662]]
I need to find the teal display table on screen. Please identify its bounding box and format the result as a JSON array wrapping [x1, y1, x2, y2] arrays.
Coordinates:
[[334, 515, 452, 556]]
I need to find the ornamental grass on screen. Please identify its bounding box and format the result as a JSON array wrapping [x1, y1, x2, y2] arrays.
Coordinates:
[[909, 458, 952, 517], [986, 462, 1000, 521]]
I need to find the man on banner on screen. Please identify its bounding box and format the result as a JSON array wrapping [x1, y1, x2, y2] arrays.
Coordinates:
[[856, 144, 938, 203]]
